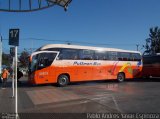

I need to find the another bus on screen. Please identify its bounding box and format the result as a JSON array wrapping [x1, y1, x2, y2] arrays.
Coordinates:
[[142, 53, 160, 78], [28, 44, 142, 86]]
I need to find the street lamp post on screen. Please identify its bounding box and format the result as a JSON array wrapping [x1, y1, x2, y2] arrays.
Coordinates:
[[136, 44, 139, 51], [0, 35, 2, 74]]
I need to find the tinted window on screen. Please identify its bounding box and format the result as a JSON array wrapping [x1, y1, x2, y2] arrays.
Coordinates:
[[117, 52, 141, 61], [44, 48, 61, 52], [132, 53, 141, 61], [143, 55, 160, 64], [108, 52, 118, 60], [59, 49, 79, 60], [37, 53, 57, 69], [143, 56, 152, 64], [30, 55, 38, 72], [94, 51, 108, 60], [117, 52, 123, 61], [79, 50, 94, 60], [119, 52, 130, 61], [155, 55, 160, 63]]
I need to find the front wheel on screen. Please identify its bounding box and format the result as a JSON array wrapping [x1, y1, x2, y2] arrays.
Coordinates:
[[57, 74, 69, 87], [117, 73, 125, 82]]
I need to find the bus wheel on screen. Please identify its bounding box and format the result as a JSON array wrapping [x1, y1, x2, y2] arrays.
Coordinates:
[[117, 73, 125, 82], [57, 74, 69, 87]]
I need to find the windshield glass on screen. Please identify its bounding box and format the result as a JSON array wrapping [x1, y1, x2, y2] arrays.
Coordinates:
[[30, 55, 38, 73], [29, 52, 57, 73]]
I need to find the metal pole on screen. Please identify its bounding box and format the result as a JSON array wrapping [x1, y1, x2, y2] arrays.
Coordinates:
[[12, 57, 15, 98], [31, 39, 33, 53], [15, 46, 18, 119], [0, 35, 2, 74]]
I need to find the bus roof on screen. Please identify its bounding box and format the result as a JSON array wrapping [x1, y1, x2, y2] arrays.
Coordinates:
[[37, 44, 140, 54]]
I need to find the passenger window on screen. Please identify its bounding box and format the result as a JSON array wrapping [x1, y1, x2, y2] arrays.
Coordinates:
[[94, 51, 107, 60], [118, 52, 130, 61], [108, 52, 118, 60], [37, 53, 57, 69], [132, 53, 141, 61], [79, 50, 94, 60], [60, 49, 79, 60]]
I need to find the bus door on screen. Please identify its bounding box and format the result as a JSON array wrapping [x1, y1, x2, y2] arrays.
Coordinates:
[[30, 51, 59, 84]]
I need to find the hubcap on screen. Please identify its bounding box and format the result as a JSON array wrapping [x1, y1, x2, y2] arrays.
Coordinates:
[[118, 74, 123, 81], [59, 77, 67, 85]]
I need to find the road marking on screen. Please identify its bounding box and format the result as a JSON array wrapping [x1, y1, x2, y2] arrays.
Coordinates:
[[112, 96, 122, 112]]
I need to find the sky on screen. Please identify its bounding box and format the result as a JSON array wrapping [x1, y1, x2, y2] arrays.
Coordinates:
[[1, 0, 160, 53]]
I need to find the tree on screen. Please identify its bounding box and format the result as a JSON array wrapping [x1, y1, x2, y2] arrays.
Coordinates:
[[18, 50, 29, 68], [2, 52, 12, 66], [144, 26, 160, 55]]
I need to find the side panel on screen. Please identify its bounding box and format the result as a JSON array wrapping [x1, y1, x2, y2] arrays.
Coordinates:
[[32, 60, 142, 84], [142, 55, 160, 77], [54, 60, 93, 82], [92, 65, 107, 80], [143, 64, 160, 77], [54, 60, 142, 81], [34, 66, 56, 84]]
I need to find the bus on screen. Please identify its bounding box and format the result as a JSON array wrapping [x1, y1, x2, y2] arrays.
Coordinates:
[[142, 53, 160, 78], [28, 44, 142, 86]]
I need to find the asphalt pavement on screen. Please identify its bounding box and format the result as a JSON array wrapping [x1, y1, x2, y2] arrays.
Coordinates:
[[0, 77, 160, 119]]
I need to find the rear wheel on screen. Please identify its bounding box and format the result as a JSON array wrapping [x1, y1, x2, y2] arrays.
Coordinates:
[[117, 73, 125, 82], [57, 74, 69, 87]]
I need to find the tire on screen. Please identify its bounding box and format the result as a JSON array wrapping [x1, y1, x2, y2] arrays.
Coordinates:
[[117, 73, 125, 82], [57, 74, 69, 87]]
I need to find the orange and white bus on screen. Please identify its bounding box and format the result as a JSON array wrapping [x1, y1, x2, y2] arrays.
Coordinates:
[[28, 44, 142, 86]]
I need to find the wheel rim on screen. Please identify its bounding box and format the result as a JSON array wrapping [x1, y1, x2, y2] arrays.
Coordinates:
[[118, 74, 124, 81], [59, 76, 67, 85]]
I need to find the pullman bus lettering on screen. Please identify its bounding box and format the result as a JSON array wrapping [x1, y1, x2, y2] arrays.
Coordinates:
[[73, 61, 101, 66]]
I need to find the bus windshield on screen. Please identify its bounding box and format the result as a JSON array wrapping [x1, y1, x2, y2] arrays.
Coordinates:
[[29, 51, 59, 73]]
